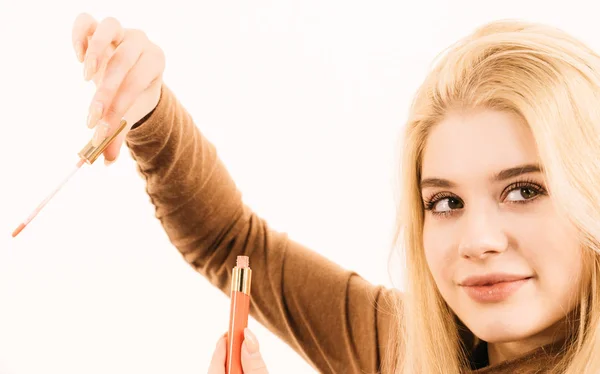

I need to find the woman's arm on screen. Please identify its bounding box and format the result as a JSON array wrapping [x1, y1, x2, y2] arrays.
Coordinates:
[[125, 84, 399, 373]]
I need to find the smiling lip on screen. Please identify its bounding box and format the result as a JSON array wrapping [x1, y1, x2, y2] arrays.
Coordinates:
[[459, 274, 532, 303]]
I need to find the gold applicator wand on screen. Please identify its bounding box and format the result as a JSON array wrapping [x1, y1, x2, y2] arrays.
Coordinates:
[[11, 119, 128, 238]]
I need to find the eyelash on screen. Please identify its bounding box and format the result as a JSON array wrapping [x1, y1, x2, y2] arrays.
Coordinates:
[[422, 179, 547, 218]]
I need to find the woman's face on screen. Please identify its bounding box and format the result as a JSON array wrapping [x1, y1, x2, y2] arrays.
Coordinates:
[[421, 109, 583, 349]]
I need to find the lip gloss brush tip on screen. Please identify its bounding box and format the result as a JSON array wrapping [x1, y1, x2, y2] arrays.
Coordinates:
[[12, 223, 26, 238]]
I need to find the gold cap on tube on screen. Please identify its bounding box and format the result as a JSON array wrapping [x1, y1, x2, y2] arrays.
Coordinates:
[[78, 119, 128, 164], [231, 267, 252, 295], [231, 257, 252, 295]]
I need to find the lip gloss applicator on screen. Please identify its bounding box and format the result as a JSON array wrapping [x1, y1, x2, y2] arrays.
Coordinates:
[[11, 119, 128, 238], [226, 255, 253, 374]]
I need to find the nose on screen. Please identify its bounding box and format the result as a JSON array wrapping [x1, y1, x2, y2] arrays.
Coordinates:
[[458, 205, 509, 260]]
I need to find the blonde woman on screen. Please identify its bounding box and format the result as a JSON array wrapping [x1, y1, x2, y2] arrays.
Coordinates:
[[71, 13, 600, 373]]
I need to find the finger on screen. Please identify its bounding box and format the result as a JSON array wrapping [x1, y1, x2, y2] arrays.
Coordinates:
[[71, 13, 97, 62], [94, 47, 165, 162], [241, 329, 269, 374], [84, 17, 125, 81], [100, 122, 128, 165], [86, 30, 145, 130], [207, 334, 227, 374]]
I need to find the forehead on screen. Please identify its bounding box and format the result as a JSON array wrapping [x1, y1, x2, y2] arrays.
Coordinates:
[[421, 109, 540, 180]]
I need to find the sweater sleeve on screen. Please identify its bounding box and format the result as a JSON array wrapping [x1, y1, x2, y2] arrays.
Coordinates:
[[124, 84, 399, 374]]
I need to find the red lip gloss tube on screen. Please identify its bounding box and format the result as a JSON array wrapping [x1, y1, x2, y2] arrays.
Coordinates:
[[226, 255, 252, 374]]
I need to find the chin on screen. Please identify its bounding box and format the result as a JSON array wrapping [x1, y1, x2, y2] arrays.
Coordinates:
[[470, 321, 535, 344], [462, 307, 552, 344]]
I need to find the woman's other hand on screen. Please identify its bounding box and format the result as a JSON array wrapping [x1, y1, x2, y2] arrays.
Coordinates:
[[71, 13, 166, 164], [208, 329, 269, 374]]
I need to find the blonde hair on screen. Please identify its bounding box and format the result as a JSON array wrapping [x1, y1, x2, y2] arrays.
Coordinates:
[[388, 20, 600, 373]]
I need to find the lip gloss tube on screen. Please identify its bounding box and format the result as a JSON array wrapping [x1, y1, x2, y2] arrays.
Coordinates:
[[226, 255, 252, 374]]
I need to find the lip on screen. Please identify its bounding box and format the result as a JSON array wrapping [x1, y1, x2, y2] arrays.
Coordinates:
[[459, 273, 533, 303], [460, 273, 532, 287]]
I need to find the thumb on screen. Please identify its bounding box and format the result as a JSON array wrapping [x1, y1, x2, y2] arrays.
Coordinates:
[[206, 333, 227, 374], [241, 329, 269, 374], [102, 127, 127, 165]]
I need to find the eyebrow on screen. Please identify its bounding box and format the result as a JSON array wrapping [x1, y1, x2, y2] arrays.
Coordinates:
[[420, 163, 542, 189]]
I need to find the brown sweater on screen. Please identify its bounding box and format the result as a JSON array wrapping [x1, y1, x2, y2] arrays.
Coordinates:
[[124, 84, 564, 373]]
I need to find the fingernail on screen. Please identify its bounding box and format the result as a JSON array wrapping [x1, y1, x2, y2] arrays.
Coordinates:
[[92, 121, 109, 147], [87, 102, 103, 128], [243, 328, 259, 355], [217, 334, 227, 348], [104, 157, 116, 166]]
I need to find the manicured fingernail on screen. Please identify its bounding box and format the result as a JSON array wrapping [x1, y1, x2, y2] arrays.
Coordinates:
[[243, 328, 259, 355], [104, 157, 116, 166], [216, 334, 226, 348], [92, 121, 109, 147], [75, 42, 84, 62], [87, 102, 103, 128]]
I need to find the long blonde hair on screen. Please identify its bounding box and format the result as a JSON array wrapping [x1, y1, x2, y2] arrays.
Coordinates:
[[388, 20, 600, 373]]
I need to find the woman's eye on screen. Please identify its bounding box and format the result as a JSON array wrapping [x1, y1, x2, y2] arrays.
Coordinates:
[[433, 197, 463, 212], [505, 187, 539, 202]]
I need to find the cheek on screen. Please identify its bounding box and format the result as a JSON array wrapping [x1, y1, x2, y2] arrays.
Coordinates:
[[509, 205, 584, 305], [423, 218, 458, 287]]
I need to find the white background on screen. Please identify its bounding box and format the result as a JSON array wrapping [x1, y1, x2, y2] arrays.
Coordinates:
[[0, 1, 598, 373]]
